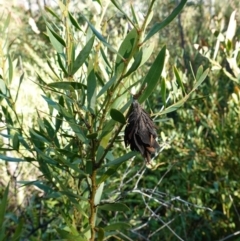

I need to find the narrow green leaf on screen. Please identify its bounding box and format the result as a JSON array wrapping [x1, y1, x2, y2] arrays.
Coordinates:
[[14, 73, 24, 103], [124, 49, 143, 77], [87, 69, 97, 113], [47, 25, 66, 47], [97, 75, 117, 98], [18, 135, 31, 150], [3, 13, 11, 32], [144, 0, 187, 42], [110, 109, 126, 124], [131, 4, 139, 25], [46, 59, 60, 78], [86, 160, 93, 175], [98, 119, 115, 139], [139, 43, 154, 67], [98, 203, 129, 211], [96, 145, 105, 162], [0, 78, 8, 96], [57, 53, 68, 76], [193, 68, 209, 91], [97, 227, 104, 241], [1, 106, 13, 125], [87, 132, 98, 139], [174, 66, 185, 94], [48, 81, 86, 90], [8, 54, 13, 83], [0, 155, 25, 162], [68, 12, 82, 31], [30, 129, 51, 144], [161, 78, 166, 108], [97, 164, 120, 184], [104, 222, 131, 231], [71, 36, 95, 75], [94, 182, 104, 205], [196, 65, 203, 81], [115, 29, 138, 77], [139, 45, 166, 103], [45, 7, 61, 21], [11, 218, 23, 241], [0, 184, 9, 227], [84, 17, 121, 58], [46, 26, 64, 53], [106, 151, 136, 166], [12, 132, 19, 151]]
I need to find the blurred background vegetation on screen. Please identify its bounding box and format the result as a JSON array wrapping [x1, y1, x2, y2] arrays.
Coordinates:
[[0, 0, 240, 240]]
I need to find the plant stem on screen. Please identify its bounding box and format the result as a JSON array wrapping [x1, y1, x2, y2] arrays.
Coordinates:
[[89, 169, 97, 241]]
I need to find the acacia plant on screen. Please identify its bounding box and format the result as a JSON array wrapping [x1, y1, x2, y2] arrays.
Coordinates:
[[0, 0, 209, 240]]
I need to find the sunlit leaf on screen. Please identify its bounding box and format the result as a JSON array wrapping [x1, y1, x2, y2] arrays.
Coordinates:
[[46, 26, 65, 53], [115, 29, 138, 77], [68, 11, 82, 31], [144, 0, 187, 42], [71, 36, 95, 75], [94, 182, 104, 205], [139, 45, 166, 103], [48, 81, 86, 90]]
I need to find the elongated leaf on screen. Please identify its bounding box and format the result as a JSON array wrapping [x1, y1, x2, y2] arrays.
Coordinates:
[[11, 218, 23, 241], [14, 73, 24, 103], [45, 7, 61, 21], [115, 29, 138, 77], [174, 66, 185, 94], [139, 43, 154, 67], [106, 151, 136, 166], [71, 36, 95, 75], [94, 182, 104, 205], [47, 25, 66, 47], [46, 26, 64, 53], [97, 75, 117, 98], [0, 155, 25, 162], [124, 49, 143, 77], [97, 227, 104, 241], [104, 222, 131, 231], [87, 69, 97, 113], [84, 17, 121, 58], [12, 132, 19, 151], [8, 54, 13, 83], [98, 203, 129, 211], [161, 77, 166, 108], [196, 65, 203, 81], [97, 164, 120, 184], [144, 0, 187, 42], [68, 12, 82, 31], [48, 81, 86, 90], [154, 69, 209, 117], [110, 109, 126, 124], [0, 184, 9, 227], [57, 53, 68, 76], [139, 45, 166, 103], [193, 68, 209, 91]]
